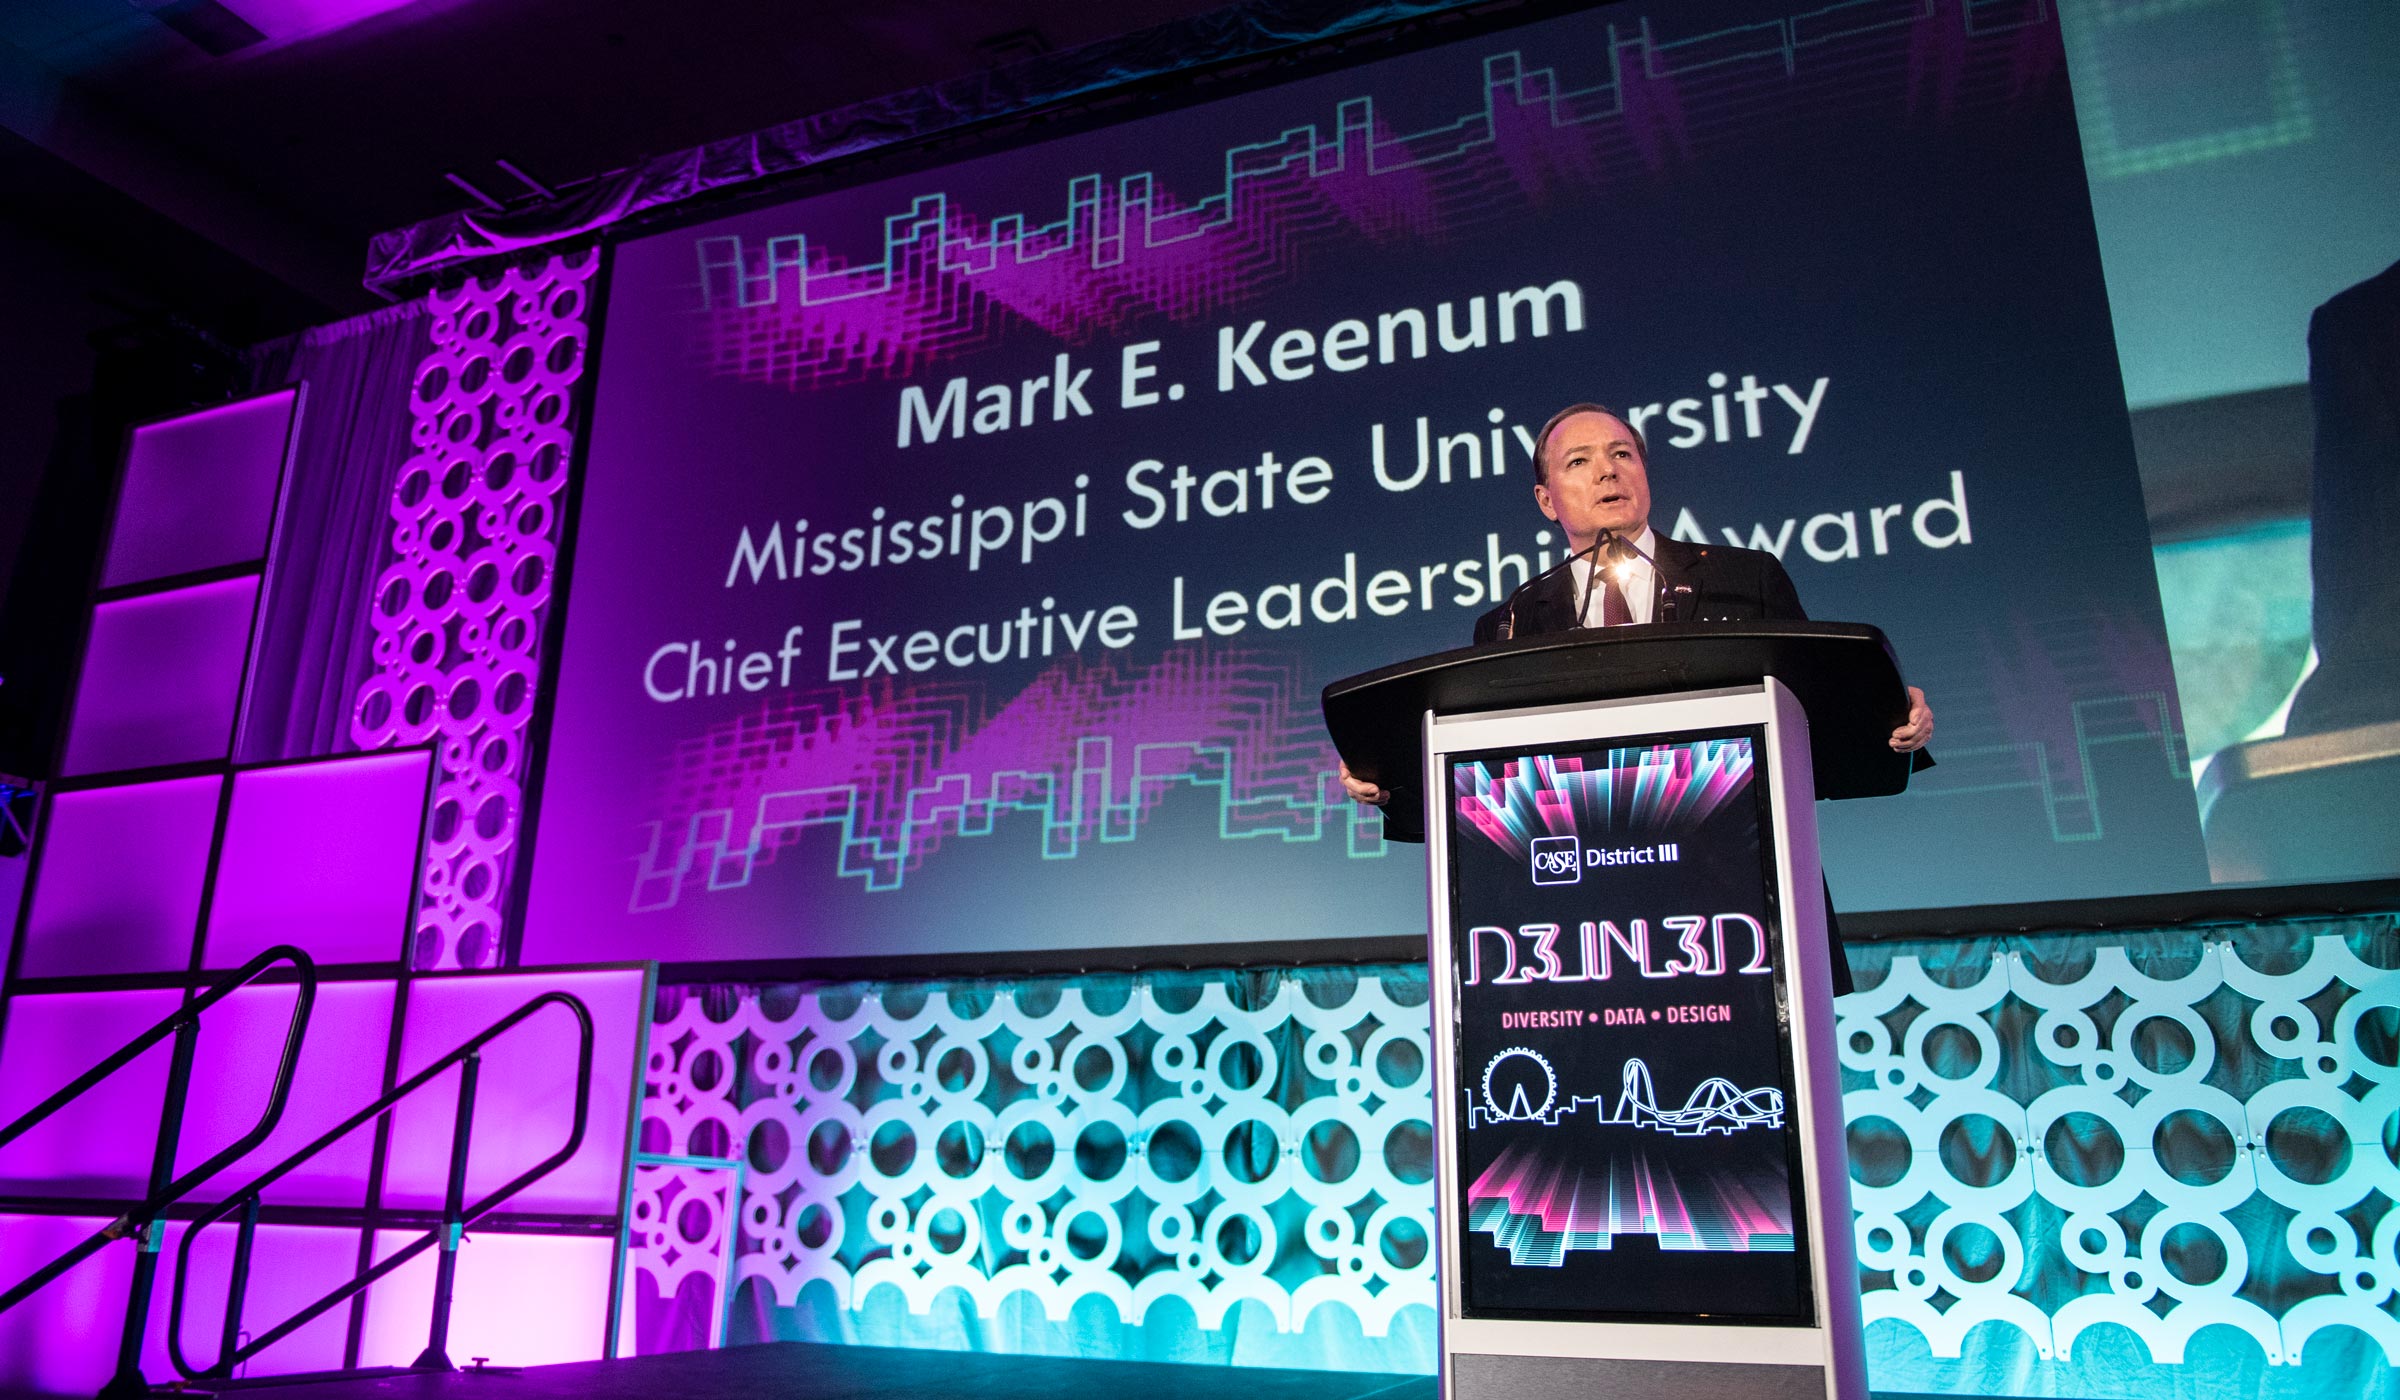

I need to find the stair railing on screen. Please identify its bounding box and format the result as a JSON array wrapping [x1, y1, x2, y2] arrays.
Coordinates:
[[0, 944, 317, 1399], [161, 989, 596, 1385]]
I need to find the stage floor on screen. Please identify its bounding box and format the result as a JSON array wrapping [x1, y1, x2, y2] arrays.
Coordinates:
[[104, 1344, 1980, 1400], [214, 1344, 1438, 1400]]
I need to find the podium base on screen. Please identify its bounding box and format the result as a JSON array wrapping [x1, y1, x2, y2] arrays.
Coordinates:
[[1452, 1351, 1827, 1400]]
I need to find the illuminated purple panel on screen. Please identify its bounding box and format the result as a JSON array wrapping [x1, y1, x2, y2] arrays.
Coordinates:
[[0, 1214, 129, 1394], [0, 855, 24, 953], [102, 388, 295, 588], [382, 969, 645, 1216], [63, 577, 257, 777], [141, 1223, 360, 1379], [19, 775, 221, 979], [357, 1229, 614, 1368], [0, 989, 179, 1196], [203, 752, 429, 969], [175, 980, 394, 1207]]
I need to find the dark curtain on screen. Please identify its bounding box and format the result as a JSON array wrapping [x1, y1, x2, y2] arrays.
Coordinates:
[[237, 301, 427, 762]]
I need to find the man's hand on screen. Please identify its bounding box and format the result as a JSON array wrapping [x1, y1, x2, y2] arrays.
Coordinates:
[[1889, 685, 1933, 753], [1338, 761, 1391, 807]]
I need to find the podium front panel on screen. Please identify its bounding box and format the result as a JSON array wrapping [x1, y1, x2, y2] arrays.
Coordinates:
[[1422, 682, 1861, 1400], [1444, 723, 1814, 1327]]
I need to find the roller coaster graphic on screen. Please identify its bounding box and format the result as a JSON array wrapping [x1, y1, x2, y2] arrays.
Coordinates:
[[1470, 1047, 1784, 1135]]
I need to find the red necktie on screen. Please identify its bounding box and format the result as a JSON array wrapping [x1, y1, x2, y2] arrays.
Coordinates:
[[1599, 565, 1632, 627]]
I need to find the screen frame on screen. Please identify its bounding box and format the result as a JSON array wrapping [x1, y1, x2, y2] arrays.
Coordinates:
[[1422, 680, 1855, 1375], [471, 0, 2392, 987], [1441, 720, 1818, 1329]]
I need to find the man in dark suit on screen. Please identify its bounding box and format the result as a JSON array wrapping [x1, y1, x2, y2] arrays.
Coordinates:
[[1469, 401, 1811, 641], [2287, 259, 2400, 735], [1345, 401, 1934, 788], [1339, 403, 1935, 992]]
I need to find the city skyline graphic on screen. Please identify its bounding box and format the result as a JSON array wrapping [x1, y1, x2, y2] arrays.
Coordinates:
[[1469, 1048, 1786, 1134], [679, 1, 2060, 389]]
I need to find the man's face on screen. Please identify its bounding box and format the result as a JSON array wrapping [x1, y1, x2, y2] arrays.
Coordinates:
[[1534, 411, 1651, 546]]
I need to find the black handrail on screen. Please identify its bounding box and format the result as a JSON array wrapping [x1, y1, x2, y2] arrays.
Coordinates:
[[0, 945, 318, 1326], [164, 990, 596, 1382]]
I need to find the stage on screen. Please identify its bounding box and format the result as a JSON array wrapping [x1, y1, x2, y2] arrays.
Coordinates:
[[216, 1346, 1433, 1400], [142, 1344, 1984, 1400], [3, 0, 2398, 1397]]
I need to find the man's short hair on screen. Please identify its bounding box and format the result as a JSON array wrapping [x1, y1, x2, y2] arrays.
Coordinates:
[[1532, 403, 1648, 484]]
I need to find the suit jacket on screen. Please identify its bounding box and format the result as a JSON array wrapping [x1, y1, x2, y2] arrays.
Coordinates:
[[1381, 536, 1815, 844], [2290, 257, 2400, 733], [1470, 535, 1807, 642], [1378, 534, 1923, 996]]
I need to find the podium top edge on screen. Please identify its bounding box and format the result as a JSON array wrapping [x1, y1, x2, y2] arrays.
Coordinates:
[[1318, 621, 1914, 805], [1321, 620, 1894, 707]]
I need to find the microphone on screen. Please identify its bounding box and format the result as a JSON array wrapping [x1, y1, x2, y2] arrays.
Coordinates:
[[1496, 535, 1605, 641], [1603, 529, 1661, 573], [1578, 530, 1675, 626]]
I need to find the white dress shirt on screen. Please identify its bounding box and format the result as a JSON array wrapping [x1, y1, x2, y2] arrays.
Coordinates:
[[1567, 525, 1658, 627]]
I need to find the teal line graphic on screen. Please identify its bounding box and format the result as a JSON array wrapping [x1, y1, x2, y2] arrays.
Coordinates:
[[631, 738, 1390, 908], [627, 653, 1392, 911], [1909, 691, 2188, 841], [687, 0, 2055, 386]]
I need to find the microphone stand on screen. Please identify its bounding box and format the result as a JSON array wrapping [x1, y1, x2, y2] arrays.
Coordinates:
[[1495, 535, 1605, 641], [1574, 529, 1674, 627]]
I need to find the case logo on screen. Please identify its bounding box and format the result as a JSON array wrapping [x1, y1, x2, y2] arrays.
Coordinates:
[[1529, 836, 1582, 885]]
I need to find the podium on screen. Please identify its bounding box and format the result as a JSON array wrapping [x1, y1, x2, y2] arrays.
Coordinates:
[[1324, 621, 1916, 1400]]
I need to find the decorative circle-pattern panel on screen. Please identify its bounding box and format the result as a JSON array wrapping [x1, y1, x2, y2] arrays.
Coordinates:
[[626, 1158, 741, 1354], [352, 250, 597, 969], [636, 970, 1438, 1349], [631, 922, 2400, 1390], [1839, 925, 2400, 1374]]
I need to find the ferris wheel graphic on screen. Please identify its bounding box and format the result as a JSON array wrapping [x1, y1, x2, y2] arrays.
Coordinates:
[[1480, 1046, 1557, 1122], [1468, 1049, 1785, 1132]]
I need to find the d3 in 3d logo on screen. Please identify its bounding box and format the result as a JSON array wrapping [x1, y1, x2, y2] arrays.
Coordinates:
[[1529, 835, 1581, 885]]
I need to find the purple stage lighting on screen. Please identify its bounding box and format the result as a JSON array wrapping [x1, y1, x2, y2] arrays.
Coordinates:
[[0, 1214, 131, 1394], [358, 1229, 617, 1368], [143, 1221, 361, 1378], [380, 967, 647, 1217], [0, 989, 181, 1197], [19, 775, 221, 979], [103, 389, 295, 589], [174, 980, 396, 1207], [203, 752, 431, 969], [64, 577, 258, 776]]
